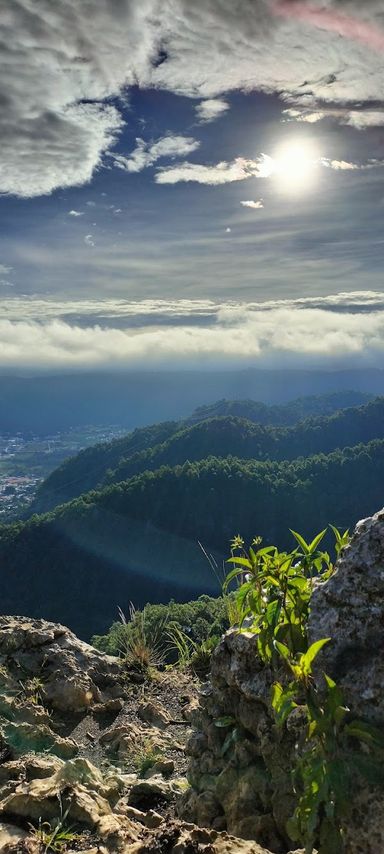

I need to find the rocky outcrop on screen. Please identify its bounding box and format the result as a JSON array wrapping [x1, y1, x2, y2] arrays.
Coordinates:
[[308, 507, 384, 854], [0, 616, 278, 854], [182, 508, 384, 854], [0, 616, 128, 712], [181, 631, 294, 853], [308, 507, 384, 723]]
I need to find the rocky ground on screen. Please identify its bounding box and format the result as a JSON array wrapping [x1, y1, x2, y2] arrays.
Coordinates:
[[0, 616, 286, 854]]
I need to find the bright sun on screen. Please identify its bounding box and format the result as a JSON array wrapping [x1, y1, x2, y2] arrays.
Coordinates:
[[262, 140, 319, 192]]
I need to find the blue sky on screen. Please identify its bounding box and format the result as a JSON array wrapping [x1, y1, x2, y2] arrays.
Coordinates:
[[1, 0, 384, 370]]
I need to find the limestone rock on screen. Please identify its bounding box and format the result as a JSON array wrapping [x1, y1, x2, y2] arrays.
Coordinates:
[[128, 776, 187, 810], [126, 821, 274, 853], [0, 616, 127, 713], [144, 758, 174, 778], [138, 701, 170, 729], [1, 721, 78, 759], [0, 822, 27, 851], [309, 506, 384, 723], [308, 506, 384, 853], [0, 754, 64, 785], [181, 631, 293, 853]]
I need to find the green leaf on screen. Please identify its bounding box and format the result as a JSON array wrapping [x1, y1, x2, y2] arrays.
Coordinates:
[[308, 529, 327, 552], [301, 638, 331, 675], [226, 557, 252, 569], [214, 716, 236, 728], [221, 730, 235, 756], [286, 814, 301, 843], [345, 720, 384, 748], [290, 529, 310, 554], [274, 640, 291, 661], [222, 566, 246, 591]]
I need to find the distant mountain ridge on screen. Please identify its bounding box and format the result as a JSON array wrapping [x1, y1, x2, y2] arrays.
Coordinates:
[[32, 391, 377, 514], [0, 370, 380, 434]]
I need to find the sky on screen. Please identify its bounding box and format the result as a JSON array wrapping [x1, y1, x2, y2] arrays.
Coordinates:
[[1, 0, 384, 372]]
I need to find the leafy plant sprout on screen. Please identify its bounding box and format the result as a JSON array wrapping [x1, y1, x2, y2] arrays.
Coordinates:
[[222, 526, 384, 851], [28, 795, 81, 853]]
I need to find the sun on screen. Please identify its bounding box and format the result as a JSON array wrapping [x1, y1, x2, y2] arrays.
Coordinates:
[[263, 140, 319, 192]]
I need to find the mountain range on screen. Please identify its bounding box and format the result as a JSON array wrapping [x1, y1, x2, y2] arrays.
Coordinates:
[[1, 391, 383, 639]]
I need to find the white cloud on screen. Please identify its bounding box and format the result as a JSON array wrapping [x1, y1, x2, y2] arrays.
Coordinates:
[[240, 199, 264, 209], [195, 99, 229, 123], [283, 109, 325, 124], [0, 291, 384, 369], [225, 227, 231, 233], [0, 264, 12, 275], [323, 159, 360, 171], [321, 157, 384, 171], [344, 111, 384, 129], [3, 1, 384, 197], [114, 135, 200, 173], [155, 156, 266, 186], [68, 210, 84, 217], [84, 235, 95, 247]]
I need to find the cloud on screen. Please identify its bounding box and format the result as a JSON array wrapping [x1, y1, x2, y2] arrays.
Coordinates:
[[113, 135, 200, 173], [0, 264, 12, 275], [321, 157, 384, 171], [323, 159, 360, 171], [344, 111, 384, 129], [241, 199, 264, 209], [68, 210, 84, 217], [155, 156, 268, 185], [1, 291, 384, 370], [283, 109, 325, 124], [84, 235, 95, 247], [3, 1, 384, 197], [195, 99, 230, 123]]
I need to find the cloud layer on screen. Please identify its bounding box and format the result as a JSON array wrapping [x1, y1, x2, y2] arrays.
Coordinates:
[[1, 291, 384, 370], [2, 0, 384, 197]]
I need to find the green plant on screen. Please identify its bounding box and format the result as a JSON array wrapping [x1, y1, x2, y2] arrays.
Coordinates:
[[165, 625, 219, 676], [224, 527, 384, 852], [272, 640, 384, 854], [19, 676, 45, 706], [29, 799, 81, 853], [131, 738, 163, 776], [224, 529, 335, 664], [116, 603, 165, 670], [92, 595, 229, 660]]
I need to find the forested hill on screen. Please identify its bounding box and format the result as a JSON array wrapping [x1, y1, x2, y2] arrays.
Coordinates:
[[186, 390, 371, 426], [2, 437, 384, 638], [33, 393, 382, 514]]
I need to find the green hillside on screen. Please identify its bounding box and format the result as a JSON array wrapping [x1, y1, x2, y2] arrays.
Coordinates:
[[1, 436, 384, 639], [32, 392, 378, 514], [104, 397, 384, 485]]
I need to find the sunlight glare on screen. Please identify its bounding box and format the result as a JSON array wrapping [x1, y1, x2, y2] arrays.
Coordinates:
[[265, 140, 319, 192]]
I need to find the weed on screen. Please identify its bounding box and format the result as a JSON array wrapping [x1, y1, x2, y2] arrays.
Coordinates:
[[130, 738, 164, 776], [117, 603, 165, 670], [165, 625, 218, 676], [29, 798, 81, 853]]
